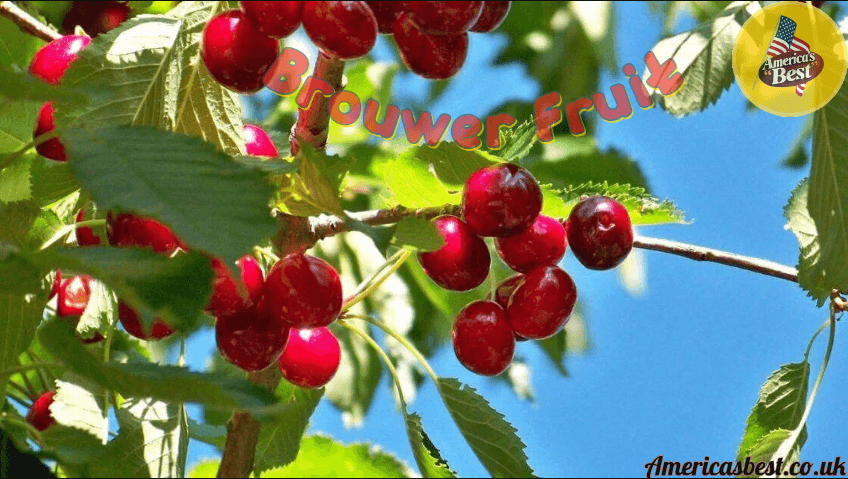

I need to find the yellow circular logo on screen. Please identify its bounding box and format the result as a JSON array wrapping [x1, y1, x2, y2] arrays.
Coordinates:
[[733, 1, 847, 117]]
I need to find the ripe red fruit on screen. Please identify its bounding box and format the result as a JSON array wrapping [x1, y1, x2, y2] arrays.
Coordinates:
[[506, 265, 577, 340], [57, 275, 92, 318], [490, 274, 529, 342], [200, 9, 280, 93], [495, 215, 566, 273], [49, 270, 63, 300], [76, 208, 102, 246], [566, 196, 634, 270], [365, 1, 402, 34], [106, 212, 183, 255], [453, 300, 515, 376], [302, 1, 378, 60], [118, 300, 176, 340], [26, 391, 57, 431], [470, 1, 511, 32], [277, 327, 341, 389], [243, 124, 279, 157], [216, 299, 290, 371], [34, 102, 67, 162], [28, 35, 92, 85], [462, 163, 543, 237], [62, 1, 129, 37], [240, 1, 303, 38], [393, 13, 469, 80], [207, 255, 265, 318], [405, 1, 483, 33], [265, 254, 343, 329], [418, 215, 491, 291]]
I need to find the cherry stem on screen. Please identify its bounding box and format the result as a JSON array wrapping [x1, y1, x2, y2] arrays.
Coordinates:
[[0, 1, 61, 43], [24, 350, 52, 394], [342, 249, 412, 314], [338, 319, 409, 410]]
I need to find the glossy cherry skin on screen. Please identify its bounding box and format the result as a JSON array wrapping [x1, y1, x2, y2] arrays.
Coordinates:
[[277, 327, 341, 389], [489, 274, 529, 342], [118, 300, 176, 340], [76, 208, 102, 246], [506, 265, 576, 340], [393, 13, 469, 80], [406, 1, 483, 33], [418, 215, 490, 292], [495, 215, 566, 273], [240, 1, 303, 38], [57, 275, 92, 318], [470, 1, 511, 32], [264, 254, 343, 329], [243, 124, 279, 157], [34, 102, 67, 162], [207, 255, 265, 318], [302, 1, 378, 60], [106, 212, 183, 255], [566, 196, 634, 270], [201, 9, 280, 93], [26, 391, 57, 431], [216, 299, 290, 371], [365, 1, 402, 34], [453, 300, 515, 376], [29, 35, 91, 85], [462, 163, 543, 237], [62, 1, 129, 37]]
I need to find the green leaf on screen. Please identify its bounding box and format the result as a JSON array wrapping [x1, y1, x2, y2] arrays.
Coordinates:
[[557, 182, 686, 225], [51, 374, 109, 444], [0, 152, 35, 204], [0, 63, 87, 105], [536, 330, 570, 377], [0, 202, 41, 248], [186, 417, 226, 449], [437, 378, 535, 478], [784, 179, 831, 305], [325, 321, 383, 427], [393, 218, 444, 251], [56, 2, 246, 156], [253, 381, 324, 474], [373, 152, 457, 208], [30, 159, 81, 207], [0, 292, 44, 399], [644, 1, 759, 116], [808, 81, 848, 297], [0, 15, 45, 69], [77, 279, 115, 339], [737, 362, 809, 462], [423, 144, 499, 189], [781, 116, 813, 169], [41, 425, 106, 469], [62, 126, 277, 268], [530, 148, 649, 190], [488, 119, 537, 162], [738, 429, 796, 477], [405, 413, 456, 478]]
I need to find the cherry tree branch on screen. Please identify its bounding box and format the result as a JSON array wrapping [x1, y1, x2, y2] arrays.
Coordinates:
[[0, 1, 60, 42], [289, 52, 345, 156]]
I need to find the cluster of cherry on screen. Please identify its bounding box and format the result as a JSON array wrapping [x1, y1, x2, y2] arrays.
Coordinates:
[[417, 164, 634, 376]]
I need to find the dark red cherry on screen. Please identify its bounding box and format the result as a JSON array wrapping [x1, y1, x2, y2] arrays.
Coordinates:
[[393, 13, 469, 80], [452, 300, 515, 376], [34, 102, 67, 162], [302, 1, 378, 60], [406, 1, 483, 33], [206, 255, 265, 318], [418, 215, 490, 292], [506, 265, 576, 340], [62, 1, 129, 37], [566, 196, 634, 270], [106, 212, 183, 255], [243, 124, 279, 157], [216, 299, 289, 371], [200, 9, 280, 93], [26, 391, 57, 431], [118, 300, 176, 340], [264, 254, 343, 329], [277, 327, 341, 388], [365, 1, 402, 34], [462, 163, 543, 237], [49, 270, 63, 300], [76, 208, 102, 246], [495, 215, 566, 273], [470, 1, 511, 32], [57, 275, 92, 318], [29, 35, 91, 85], [240, 1, 303, 38], [489, 274, 529, 342]]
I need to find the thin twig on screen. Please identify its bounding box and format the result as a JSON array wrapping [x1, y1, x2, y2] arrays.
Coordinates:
[[0, 1, 60, 42]]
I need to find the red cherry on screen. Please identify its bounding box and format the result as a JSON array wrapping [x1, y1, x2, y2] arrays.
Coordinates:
[[62, 1, 129, 37], [57, 275, 92, 318], [470, 1, 511, 32], [207, 255, 265, 318], [489, 274, 529, 342], [243, 124, 279, 157], [566, 196, 634, 270], [495, 215, 566, 273], [118, 300, 176, 340], [452, 300, 515, 376], [277, 327, 341, 389], [302, 1, 378, 60], [393, 13, 469, 80], [264, 254, 343, 329], [406, 1, 483, 33], [506, 265, 576, 340], [34, 101, 69, 162], [26, 391, 57, 431], [106, 212, 184, 255], [365, 1, 402, 34], [200, 9, 280, 94], [216, 299, 289, 371], [75, 208, 102, 246], [418, 215, 490, 292], [462, 163, 542, 237], [28, 35, 91, 85], [240, 1, 303, 38], [49, 270, 63, 300]]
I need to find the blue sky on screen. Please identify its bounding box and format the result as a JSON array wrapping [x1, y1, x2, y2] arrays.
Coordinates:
[[185, 2, 847, 477]]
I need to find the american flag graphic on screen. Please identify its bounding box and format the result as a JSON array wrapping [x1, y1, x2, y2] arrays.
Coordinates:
[[765, 15, 810, 96]]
